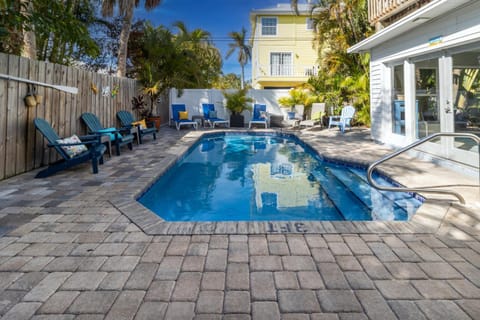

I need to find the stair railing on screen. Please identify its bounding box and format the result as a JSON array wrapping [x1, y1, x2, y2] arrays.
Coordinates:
[[367, 132, 480, 205]]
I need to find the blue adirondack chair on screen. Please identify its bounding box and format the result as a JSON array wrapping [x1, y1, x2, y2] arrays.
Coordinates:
[[116, 110, 156, 144], [202, 103, 230, 128], [249, 104, 269, 129], [33, 118, 106, 178], [81, 112, 134, 156], [328, 105, 356, 133]]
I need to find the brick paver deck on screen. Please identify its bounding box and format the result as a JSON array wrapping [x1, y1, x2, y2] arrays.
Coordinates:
[[0, 126, 478, 319]]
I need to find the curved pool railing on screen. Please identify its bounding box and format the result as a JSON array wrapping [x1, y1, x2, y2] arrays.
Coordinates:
[[367, 132, 480, 205]]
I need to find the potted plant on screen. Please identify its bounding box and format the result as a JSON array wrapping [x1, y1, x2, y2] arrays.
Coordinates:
[[137, 62, 162, 131], [223, 88, 253, 127]]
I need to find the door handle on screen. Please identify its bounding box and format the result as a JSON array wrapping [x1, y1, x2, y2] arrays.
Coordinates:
[[445, 100, 451, 113]]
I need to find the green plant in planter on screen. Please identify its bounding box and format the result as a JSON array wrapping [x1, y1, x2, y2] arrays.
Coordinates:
[[223, 88, 253, 127], [223, 87, 253, 115]]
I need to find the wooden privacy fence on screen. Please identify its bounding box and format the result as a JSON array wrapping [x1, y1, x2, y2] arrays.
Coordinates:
[[0, 53, 139, 180]]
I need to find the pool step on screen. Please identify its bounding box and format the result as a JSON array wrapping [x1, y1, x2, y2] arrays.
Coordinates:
[[348, 167, 422, 218], [326, 167, 410, 221], [312, 168, 372, 221]]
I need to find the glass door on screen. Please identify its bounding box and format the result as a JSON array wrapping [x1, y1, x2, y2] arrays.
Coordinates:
[[415, 60, 440, 139], [450, 51, 480, 167]]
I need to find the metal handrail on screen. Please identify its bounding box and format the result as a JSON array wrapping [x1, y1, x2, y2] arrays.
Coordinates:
[[367, 132, 480, 205]]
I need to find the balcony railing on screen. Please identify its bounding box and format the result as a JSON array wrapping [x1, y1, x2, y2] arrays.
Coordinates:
[[256, 64, 319, 78], [368, 0, 432, 27]]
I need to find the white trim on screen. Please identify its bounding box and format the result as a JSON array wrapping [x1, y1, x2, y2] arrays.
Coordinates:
[[348, 0, 473, 53], [379, 25, 480, 64]]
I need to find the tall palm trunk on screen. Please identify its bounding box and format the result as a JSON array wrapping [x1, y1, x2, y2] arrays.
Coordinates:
[[21, 0, 36, 59], [116, 0, 134, 77], [240, 63, 245, 89]]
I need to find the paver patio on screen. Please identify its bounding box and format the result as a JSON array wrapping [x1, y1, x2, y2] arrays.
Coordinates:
[[0, 126, 478, 319]]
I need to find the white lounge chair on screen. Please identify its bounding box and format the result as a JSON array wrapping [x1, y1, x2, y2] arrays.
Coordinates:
[[300, 103, 325, 128], [285, 104, 304, 128]]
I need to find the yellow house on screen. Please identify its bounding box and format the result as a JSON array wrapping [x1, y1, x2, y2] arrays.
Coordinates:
[[250, 3, 319, 89]]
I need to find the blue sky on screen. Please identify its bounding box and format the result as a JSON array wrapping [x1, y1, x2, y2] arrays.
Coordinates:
[[134, 0, 287, 80]]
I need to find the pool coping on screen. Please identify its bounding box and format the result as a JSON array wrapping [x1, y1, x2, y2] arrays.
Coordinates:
[[110, 129, 452, 235]]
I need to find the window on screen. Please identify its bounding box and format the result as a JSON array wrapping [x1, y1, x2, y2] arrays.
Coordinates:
[[270, 53, 292, 76], [261, 17, 277, 35], [306, 18, 314, 30], [392, 64, 405, 135]]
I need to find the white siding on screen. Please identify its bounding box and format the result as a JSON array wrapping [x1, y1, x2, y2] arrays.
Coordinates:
[[368, 1, 480, 145], [369, 61, 384, 142]]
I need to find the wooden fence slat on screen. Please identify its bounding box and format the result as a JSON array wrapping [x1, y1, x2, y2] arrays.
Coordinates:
[[26, 58, 39, 171], [34, 61, 46, 169], [16, 57, 30, 175], [79, 69, 87, 135], [0, 53, 8, 180], [5, 55, 20, 178], [69, 67, 78, 136], [57, 64, 67, 139], [43, 61, 55, 164]]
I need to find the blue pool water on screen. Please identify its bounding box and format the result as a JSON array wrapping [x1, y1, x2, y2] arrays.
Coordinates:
[[139, 133, 422, 222]]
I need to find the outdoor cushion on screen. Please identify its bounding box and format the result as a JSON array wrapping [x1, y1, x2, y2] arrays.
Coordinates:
[[312, 111, 323, 120], [208, 110, 217, 119], [97, 127, 122, 142], [131, 119, 147, 129], [56, 135, 88, 158], [179, 111, 189, 120]]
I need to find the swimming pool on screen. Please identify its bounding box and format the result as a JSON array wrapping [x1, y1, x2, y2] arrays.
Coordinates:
[[138, 132, 422, 222]]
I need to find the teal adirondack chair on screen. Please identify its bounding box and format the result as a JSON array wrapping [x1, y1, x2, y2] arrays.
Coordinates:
[[81, 112, 134, 156], [34, 118, 106, 178], [116, 110, 156, 144]]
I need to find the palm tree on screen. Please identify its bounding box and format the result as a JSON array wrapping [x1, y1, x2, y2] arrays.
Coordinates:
[[173, 21, 211, 46], [20, 0, 36, 59], [226, 27, 251, 89], [101, 0, 162, 77]]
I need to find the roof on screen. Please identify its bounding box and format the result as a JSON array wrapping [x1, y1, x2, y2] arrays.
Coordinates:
[[250, 3, 312, 17], [348, 0, 473, 53]]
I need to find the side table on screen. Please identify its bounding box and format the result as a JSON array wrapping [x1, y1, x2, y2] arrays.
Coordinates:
[[100, 135, 112, 157], [192, 115, 205, 128]]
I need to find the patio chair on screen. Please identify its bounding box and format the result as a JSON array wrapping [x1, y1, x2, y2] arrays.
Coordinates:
[[300, 103, 326, 128], [81, 112, 134, 156], [328, 105, 356, 133], [116, 110, 157, 144], [170, 104, 198, 131], [202, 103, 230, 128], [33, 118, 106, 178], [285, 104, 305, 128], [248, 104, 269, 129]]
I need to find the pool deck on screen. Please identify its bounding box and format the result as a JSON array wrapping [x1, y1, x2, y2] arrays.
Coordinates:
[[0, 126, 479, 319]]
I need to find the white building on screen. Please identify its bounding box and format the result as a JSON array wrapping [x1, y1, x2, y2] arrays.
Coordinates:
[[349, 0, 479, 172]]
